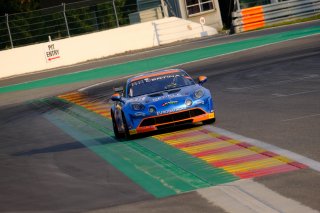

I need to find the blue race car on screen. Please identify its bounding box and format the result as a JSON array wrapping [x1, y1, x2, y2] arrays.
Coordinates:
[[110, 69, 215, 138]]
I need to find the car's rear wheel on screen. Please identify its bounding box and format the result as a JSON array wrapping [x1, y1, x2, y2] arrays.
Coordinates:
[[111, 111, 124, 139], [203, 118, 216, 125]]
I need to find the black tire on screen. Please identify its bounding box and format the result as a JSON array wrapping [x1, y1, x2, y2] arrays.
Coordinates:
[[111, 111, 124, 139], [203, 118, 216, 125], [121, 111, 131, 140]]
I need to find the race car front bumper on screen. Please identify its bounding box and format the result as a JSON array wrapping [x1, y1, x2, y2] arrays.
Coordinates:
[[129, 108, 215, 135]]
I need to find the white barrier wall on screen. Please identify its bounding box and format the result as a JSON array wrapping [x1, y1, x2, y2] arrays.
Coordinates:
[[0, 17, 217, 79]]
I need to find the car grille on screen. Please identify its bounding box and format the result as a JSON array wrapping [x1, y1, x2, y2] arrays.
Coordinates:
[[157, 120, 193, 130], [139, 108, 205, 127]]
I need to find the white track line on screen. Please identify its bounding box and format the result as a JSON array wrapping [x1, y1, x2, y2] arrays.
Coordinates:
[[197, 179, 318, 213], [282, 113, 320, 122], [204, 125, 320, 172]]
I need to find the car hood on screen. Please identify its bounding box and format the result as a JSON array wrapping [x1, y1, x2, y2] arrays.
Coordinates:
[[126, 85, 202, 106]]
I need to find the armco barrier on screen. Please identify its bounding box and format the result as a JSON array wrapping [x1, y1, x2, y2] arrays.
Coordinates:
[[232, 0, 320, 33]]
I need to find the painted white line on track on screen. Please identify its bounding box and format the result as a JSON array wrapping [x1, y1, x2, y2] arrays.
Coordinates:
[[204, 126, 320, 172], [272, 89, 320, 97], [78, 75, 133, 92], [282, 113, 320, 122], [197, 179, 318, 213], [227, 74, 320, 91]]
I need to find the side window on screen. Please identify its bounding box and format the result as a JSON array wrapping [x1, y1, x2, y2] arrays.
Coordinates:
[[129, 88, 133, 97], [125, 83, 130, 98], [185, 0, 215, 16]]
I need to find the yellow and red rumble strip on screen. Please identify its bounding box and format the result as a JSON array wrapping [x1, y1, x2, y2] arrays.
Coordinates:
[[153, 128, 306, 178], [58, 92, 307, 179], [58, 92, 112, 119]]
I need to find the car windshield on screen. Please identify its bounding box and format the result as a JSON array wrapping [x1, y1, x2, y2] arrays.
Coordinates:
[[127, 72, 195, 97]]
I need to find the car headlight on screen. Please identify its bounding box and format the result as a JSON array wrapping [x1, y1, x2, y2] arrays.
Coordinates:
[[185, 99, 193, 106], [194, 89, 204, 99], [131, 103, 144, 111]]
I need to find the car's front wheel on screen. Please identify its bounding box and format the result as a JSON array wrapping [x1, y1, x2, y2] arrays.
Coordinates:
[[121, 111, 131, 139], [111, 111, 124, 139]]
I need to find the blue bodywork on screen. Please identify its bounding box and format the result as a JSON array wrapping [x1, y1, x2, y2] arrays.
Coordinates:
[[110, 69, 215, 138]]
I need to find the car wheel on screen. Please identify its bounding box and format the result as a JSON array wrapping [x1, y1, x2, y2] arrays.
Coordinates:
[[121, 111, 131, 139], [111, 111, 124, 139], [203, 118, 216, 125]]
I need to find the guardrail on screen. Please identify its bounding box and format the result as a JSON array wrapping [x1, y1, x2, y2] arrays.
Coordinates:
[[232, 0, 320, 33]]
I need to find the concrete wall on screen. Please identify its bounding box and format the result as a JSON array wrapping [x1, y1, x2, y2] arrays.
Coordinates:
[[0, 17, 217, 79], [155, 17, 218, 45], [0, 21, 156, 79]]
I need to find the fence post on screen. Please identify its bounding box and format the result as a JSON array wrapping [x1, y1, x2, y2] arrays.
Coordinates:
[[5, 14, 13, 49], [235, 0, 241, 11], [62, 3, 71, 37], [112, 0, 120, 27]]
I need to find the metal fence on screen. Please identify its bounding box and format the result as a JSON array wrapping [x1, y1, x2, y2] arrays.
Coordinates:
[[0, 0, 162, 50]]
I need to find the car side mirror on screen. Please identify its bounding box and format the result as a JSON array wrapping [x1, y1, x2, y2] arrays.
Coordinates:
[[198, 76, 207, 85], [113, 86, 124, 93], [111, 93, 122, 102]]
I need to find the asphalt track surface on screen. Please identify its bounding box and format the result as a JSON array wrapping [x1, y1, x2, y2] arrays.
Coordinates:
[[0, 21, 320, 212]]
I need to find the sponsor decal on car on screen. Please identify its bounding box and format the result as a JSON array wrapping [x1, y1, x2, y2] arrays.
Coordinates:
[[162, 100, 178, 107], [131, 96, 146, 102], [194, 100, 205, 105], [157, 107, 187, 115], [152, 93, 182, 102]]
